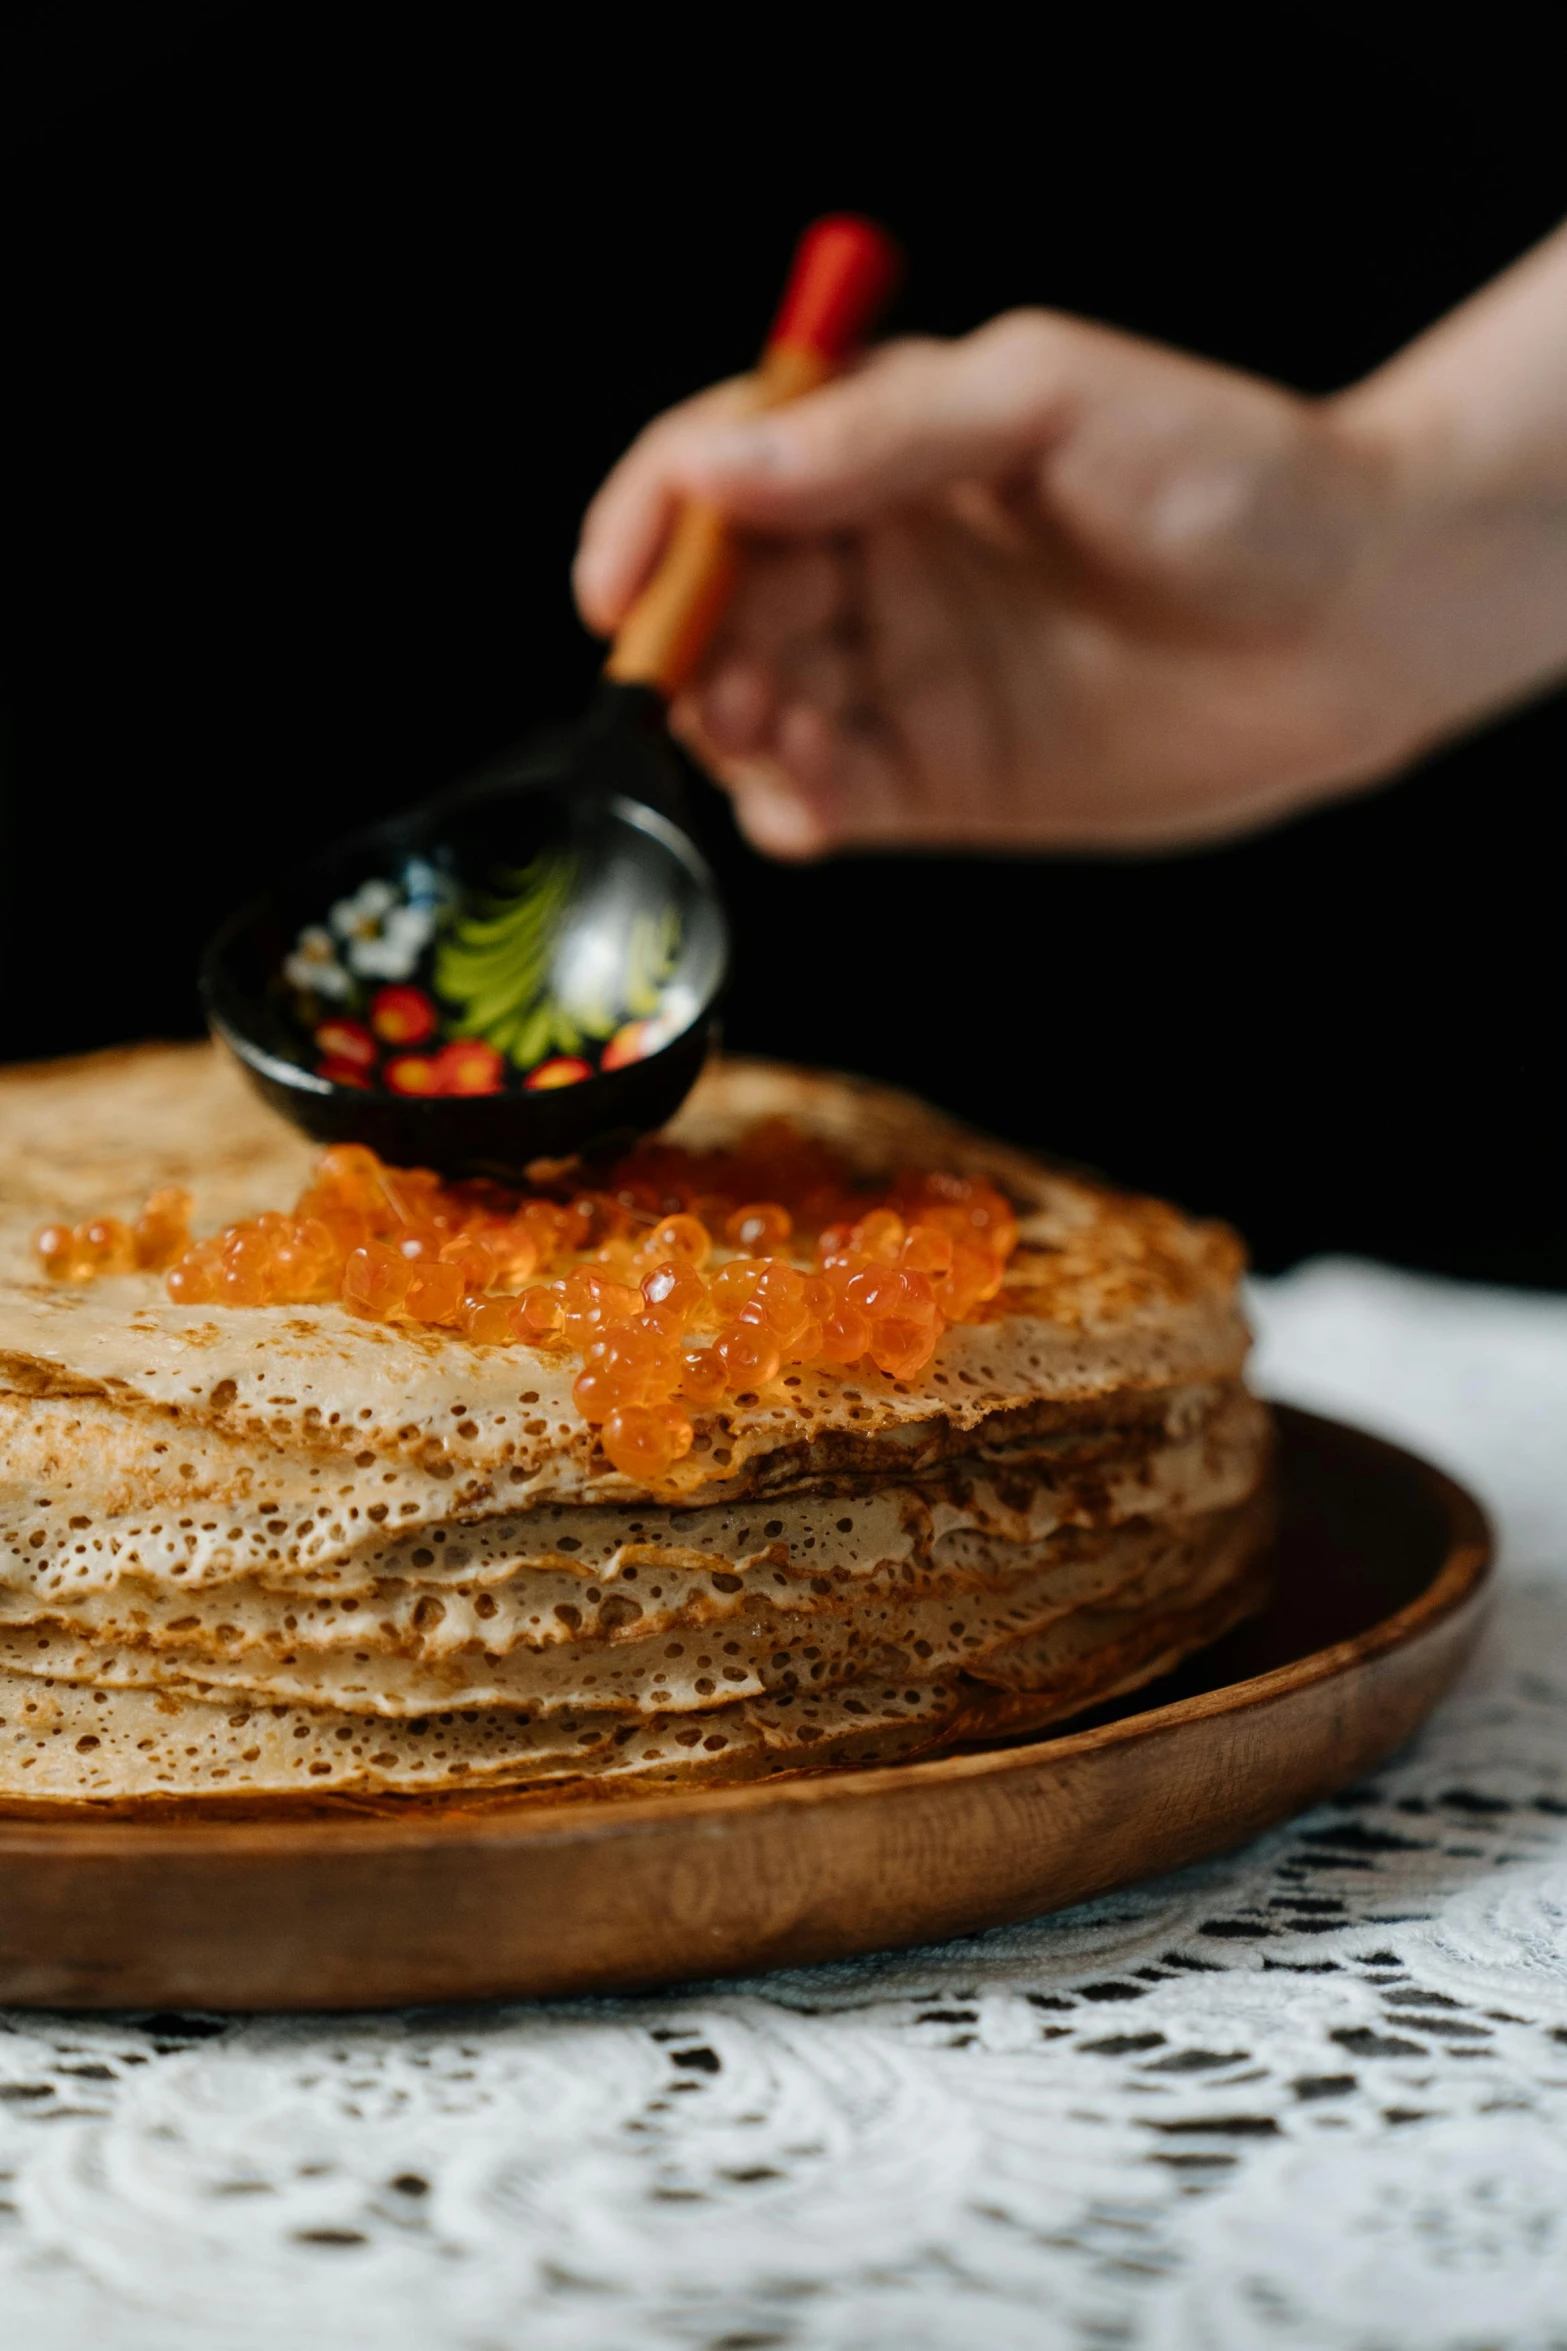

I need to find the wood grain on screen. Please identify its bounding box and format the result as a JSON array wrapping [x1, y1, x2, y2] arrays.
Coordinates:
[[0, 1407, 1491, 2010]]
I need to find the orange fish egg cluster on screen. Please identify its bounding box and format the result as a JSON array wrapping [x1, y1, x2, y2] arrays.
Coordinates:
[[33, 1122, 1020, 1481], [32, 1188, 196, 1282]]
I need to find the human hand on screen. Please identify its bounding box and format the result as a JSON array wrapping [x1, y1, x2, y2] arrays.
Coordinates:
[[575, 227, 1567, 859], [573, 313, 1414, 856]]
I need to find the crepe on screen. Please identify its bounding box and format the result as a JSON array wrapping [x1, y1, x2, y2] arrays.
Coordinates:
[[0, 1504, 1270, 1801], [0, 1044, 1273, 1802], [0, 1049, 1249, 1508]]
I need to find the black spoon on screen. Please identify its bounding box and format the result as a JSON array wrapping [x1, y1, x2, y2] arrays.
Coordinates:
[[203, 215, 902, 1181]]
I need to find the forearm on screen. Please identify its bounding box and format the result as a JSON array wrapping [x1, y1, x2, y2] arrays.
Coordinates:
[[1331, 223, 1567, 747]]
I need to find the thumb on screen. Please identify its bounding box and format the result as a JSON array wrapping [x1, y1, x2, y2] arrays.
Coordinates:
[[673, 316, 1092, 530]]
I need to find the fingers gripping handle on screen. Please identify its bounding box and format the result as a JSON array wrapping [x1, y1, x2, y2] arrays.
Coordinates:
[[605, 216, 902, 697]]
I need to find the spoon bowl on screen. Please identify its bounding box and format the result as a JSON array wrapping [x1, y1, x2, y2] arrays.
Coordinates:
[[202, 734, 728, 1180]]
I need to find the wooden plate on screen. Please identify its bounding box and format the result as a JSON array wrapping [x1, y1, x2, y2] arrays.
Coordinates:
[[0, 1407, 1491, 2011]]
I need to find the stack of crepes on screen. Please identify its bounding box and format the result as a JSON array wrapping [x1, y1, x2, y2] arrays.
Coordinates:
[[0, 1045, 1272, 1804]]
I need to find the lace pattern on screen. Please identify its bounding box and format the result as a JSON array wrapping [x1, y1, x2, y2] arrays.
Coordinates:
[[4, 1256, 1567, 2349]]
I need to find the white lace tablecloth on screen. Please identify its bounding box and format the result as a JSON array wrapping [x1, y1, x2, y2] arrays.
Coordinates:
[[5, 1257, 1567, 2350]]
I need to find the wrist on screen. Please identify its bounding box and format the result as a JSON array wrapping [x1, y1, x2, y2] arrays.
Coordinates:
[[1325, 311, 1567, 753]]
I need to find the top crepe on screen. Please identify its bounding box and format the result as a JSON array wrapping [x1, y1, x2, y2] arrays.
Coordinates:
[[0, 1045, 1248, 1509]]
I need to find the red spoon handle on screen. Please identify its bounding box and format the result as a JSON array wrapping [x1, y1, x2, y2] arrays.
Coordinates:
[[606, 216, 902, 696], [767, 214, 905, 371]]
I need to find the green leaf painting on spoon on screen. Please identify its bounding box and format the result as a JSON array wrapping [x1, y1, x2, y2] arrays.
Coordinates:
[[433, 852, 580, 1065], [623, 908, 682, 1016], [434, 852, 687, 1073]]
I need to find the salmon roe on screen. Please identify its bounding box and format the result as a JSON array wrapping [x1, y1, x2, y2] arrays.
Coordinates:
[[34, 1120, 1019, 1481]]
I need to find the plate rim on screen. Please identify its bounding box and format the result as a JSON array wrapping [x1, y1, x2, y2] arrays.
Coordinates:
[[0, 1404, 1493, 1857]]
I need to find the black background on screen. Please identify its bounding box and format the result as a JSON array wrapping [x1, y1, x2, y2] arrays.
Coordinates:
[[5, 5, 1564, 1282]]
